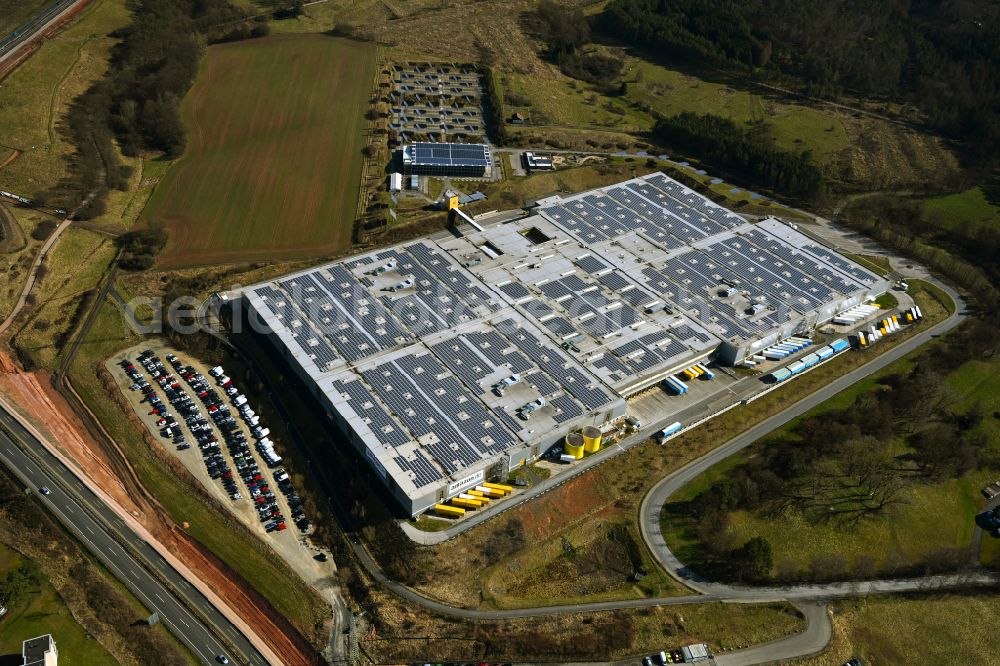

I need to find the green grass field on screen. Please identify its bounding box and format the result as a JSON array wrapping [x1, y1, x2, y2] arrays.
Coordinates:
[[142, 34, 374, 267], [796, 593, 1000, 665], [0, 545, 116, 665], [842, 253, 891, 276], [623, 55, 849, 161], [922, 187, 1000, 232], [13, 227, 116, 369]]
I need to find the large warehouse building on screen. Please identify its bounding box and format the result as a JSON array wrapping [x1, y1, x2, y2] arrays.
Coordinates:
[[238, 172, 890, 515]]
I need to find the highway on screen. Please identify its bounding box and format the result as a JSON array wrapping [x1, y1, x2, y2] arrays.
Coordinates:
[[0, 406, 269, 666], [0, 0, 84, 67]]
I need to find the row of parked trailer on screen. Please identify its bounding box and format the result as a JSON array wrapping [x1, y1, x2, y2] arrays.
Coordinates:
[[857, 306, 923, 347], [832, 303, 881, 326], [433, 482, 514, 518], [751, 336, 813, 365], [662, 363, 715, 395], [769, 338, 850, 383]]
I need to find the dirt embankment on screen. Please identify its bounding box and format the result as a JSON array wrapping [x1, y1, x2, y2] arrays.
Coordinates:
[[0, 351, 323, 666]]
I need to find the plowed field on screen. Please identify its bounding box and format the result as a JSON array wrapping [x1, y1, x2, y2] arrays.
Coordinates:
[[144, 34, 374, 267]]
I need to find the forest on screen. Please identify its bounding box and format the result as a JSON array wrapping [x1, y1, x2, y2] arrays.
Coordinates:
[[653, 112, 824, 199], [840, 194, 1000, 313], [600, 0, 1000, 164], [42, 0, 265, 222], [525, 1, 625, 93]]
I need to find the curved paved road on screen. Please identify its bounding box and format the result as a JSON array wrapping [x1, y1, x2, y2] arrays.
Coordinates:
[[639, 278, 985, 597]]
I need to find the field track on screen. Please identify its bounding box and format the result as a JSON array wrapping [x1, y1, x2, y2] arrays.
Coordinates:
[[144, 34, 375, 268]]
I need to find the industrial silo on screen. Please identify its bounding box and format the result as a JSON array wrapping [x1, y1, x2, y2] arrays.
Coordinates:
[[581, 425, 602, 453], [564, 432, 585, 459]]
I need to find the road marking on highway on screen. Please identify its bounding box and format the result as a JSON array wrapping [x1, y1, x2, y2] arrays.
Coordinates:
[[179, 617, 190, 628], [155, 592, 165, 603], [84, 525, 94, 535]]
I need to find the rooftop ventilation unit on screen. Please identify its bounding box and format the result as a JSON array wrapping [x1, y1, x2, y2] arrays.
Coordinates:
[[492, 373, 521, 396], [517, 397, 546, 419], [368, 259, 397, 275], [384, 276, 415, 292]]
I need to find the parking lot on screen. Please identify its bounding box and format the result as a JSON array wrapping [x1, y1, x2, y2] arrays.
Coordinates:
[[105, 342, 334, 590]]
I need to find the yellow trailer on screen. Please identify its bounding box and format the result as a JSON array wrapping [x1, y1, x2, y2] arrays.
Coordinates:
[[681, 369, 696, 380], [688, 365, 704, 376], [484, 482, 513, 494], [451, 497, 482, 510], [475, 485, 504, 498], [891, 315, 899, 325], [906, 312, 914, 322], [467, 490, 491, 503], [434, 503, 465, 518]]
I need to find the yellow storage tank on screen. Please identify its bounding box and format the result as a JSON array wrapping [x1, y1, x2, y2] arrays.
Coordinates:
[[581, 425, 602, 453], [564, 432, 585, 459]]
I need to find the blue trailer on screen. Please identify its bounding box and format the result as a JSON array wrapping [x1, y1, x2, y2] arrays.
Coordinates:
[[771, 367, 792, 382], [663, 377, 687, 395], [829, 338, 850, 353], [659, 422, 683, 441]]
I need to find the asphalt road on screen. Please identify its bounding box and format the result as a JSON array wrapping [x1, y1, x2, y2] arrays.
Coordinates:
[[0, 0, 83, 65], [0, 406, 269, 666], [712, 602, 831, 666], [639, 278, 986, 598]]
